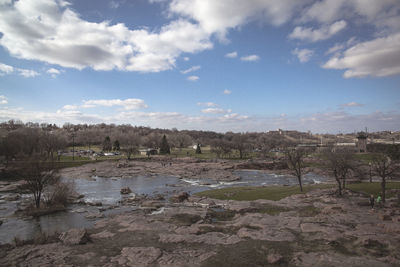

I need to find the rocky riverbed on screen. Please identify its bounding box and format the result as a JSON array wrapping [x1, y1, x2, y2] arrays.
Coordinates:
[[1, 188, 399, 266], [60, 157, 242, 181]]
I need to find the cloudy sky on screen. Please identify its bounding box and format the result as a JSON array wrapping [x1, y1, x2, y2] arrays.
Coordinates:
[[0, 0, 399, 133]]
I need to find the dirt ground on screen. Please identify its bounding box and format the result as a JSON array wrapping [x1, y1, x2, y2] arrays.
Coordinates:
[[1, 187, 399, 267]]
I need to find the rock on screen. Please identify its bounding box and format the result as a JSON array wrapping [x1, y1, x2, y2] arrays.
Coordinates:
[[85, 212, 105, 219], [379, 214, 391, 221], [267, 253, 283, 264], [170, 192, 190, 203], [382, 223, 400, 233], [0, 184, 19, 193], [321, 205, 343, 214], [141, 200, 163, 209], [74, 208, 87, 213], [87, 201, 102, 206], [117, 162, 128, 168], [120, 187, 132, 194], [110, 247, 162, 266], [59, 228, 90, 245], [90, 230, 115, 239], [4, 194, 21, 201]]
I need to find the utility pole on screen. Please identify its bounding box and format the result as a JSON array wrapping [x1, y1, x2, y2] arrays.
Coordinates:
[[71, 132, 76, 161], [369, 162, 372, 183]]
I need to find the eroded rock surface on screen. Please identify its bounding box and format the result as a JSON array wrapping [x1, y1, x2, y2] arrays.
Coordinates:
[[1, 188, 400, 266]]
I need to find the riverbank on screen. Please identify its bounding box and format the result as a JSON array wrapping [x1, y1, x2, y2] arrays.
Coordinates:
[[1, 186, 399, 266], [60, 157, 242, 181]]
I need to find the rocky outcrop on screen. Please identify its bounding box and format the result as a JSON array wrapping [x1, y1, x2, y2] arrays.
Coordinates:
[[120, 187, 132, 194], [110, 247, 162, 266], [59, 229, 90, 245]]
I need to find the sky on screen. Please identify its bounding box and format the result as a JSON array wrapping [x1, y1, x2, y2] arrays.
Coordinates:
[[0, 0, 399, 133]]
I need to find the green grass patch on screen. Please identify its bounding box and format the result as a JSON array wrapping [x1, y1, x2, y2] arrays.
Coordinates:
[[59, 155, 91, 161], [239, 203, 290, 215], [347, 182, 400, 198], [196, 184, 334, 201], [353, 153, 380, 163]]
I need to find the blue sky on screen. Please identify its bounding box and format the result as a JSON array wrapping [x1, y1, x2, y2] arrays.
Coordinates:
[[0, 0, 399, 133]]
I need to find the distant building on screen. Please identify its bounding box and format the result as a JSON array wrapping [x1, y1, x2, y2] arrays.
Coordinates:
[[139, 148, 158, 156], [357, 132, 368, 153]]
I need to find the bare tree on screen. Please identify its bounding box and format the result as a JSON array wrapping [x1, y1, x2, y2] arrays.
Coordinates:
[[324, 149, 354, 196], [0, 133, 22, 167], [17, 159, 59, 208], [285, 148, 309, 192], [232, 134, 249, 159], [143, 133, 161, 149], [174, 133, 192, 151], [120, 132, 141, 160], [371, 154, 398, 203], [41, 131, 67, 161]]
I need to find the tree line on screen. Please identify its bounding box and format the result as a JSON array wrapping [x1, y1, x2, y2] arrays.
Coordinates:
[[0, 120, 320, 162]]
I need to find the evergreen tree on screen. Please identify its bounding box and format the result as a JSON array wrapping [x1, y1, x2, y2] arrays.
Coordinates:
[[113, 140, 120, 151], [195, 143, 202, 154], [159, 135, 170, 154], [103, 136, 112, 151]]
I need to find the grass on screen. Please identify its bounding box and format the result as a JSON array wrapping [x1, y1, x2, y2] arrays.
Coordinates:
[[353, 153, 380, 163], [59, 155, 91, 161], [195, 184, 334, 201], [347, 182, 400, 198], [239, 203, 290, 215]]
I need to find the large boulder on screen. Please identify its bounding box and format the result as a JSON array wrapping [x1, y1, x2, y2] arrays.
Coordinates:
[[59, 228, 90, 245], [170, 192, 190, 203], [120, 187, 132, 194]]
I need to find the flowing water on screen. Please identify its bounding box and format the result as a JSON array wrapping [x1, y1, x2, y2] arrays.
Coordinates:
[[0, 170, 330, 244]]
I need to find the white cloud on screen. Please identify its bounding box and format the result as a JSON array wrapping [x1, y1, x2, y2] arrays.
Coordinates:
[[197, 102, 217, 107], [201, 108, 226, 114], [301, 0, 399, 25], [47, 67, 61, 78], [187, 75, 199, 81], [17, 69, 40, 78], [0, 96, 8, 105], [340, 102, 364, 108], [0, 63, 14, 75], [82, 98, 148, 110], [62, 104, 78, 110], [323, 33, 400, 78], [110, 0, 125, 9], [292, 48, 314, 63], [0, 62, 39, 77], [169, 0, 309, 36], [0, 0, 212, 73], [1, 0, 399, 78], [183, 57, 190, 61], [289, 20, 347, 42], [225, 51, 237, 58], [47, 68, 60, 74], [326, 43, 345, 55], [240, 55, 259, 62], [223, 89, 231, 95], [181, 65, 200, 74]]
